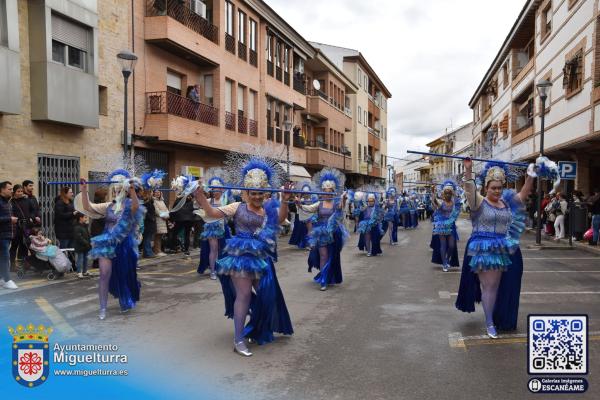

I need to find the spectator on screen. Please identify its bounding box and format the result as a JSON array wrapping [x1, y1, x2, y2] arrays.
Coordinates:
[[9, 184, 32, 267], [188, 84, 200, 102], [0, 181, 18, 289], [141, 190, 157, 258], [90, 188, 108, 269], [169, 195, 195, 255], [541, 193, 554, 236], [588, 189, 600, 245], [152, 190, 169, 256], [553, 193, 568, 240], [22, 180, 41, 227], [73, 212, 91, 278], [54, 186, 76, 249]]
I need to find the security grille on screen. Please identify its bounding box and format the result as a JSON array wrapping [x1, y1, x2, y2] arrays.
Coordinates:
[[135, 148, 170, 188], [37, 154, 80, 240]]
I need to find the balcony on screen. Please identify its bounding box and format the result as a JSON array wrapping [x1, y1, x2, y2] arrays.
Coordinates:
[[225, 111, 236, 131], [275, 128, 282, 143], [267, 61, 274, 76], [225, 33, 235, 54], [249, 50, 258, 67], [370, 165, 382, 178], [267, 126, 274, 141], [368, 131, 381, 149], [146, 91, 218, 126], [293, 76, 306, 94], [145, 0, 218, 44], [238, 41, 247, 61], [305, 141, 345, 169], [276, 66, 282, 81], [238, 114, 247, 134], [284, 72, 290, 86], [293, 134, 305, 148], [249, 119, 258, 136]]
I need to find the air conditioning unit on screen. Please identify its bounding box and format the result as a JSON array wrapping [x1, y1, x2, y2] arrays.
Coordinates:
[[190, 0, 207, 19]]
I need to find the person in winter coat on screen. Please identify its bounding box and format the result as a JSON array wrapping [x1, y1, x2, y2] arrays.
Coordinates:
[[22, 180, 41, 227], [54, 186, 76, 248], [152, 189, 169, 256], [73, 213, 91, 278], [169, 195, 195, 255], [9, 184, 32, 266], [0, 181, 18, 289], [141, 190, 157, 258]]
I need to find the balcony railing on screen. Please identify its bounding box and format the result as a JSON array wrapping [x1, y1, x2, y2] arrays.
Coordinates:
[[225, 111, 236, 131], [284, 72, 290, 86], [145, 0, 218, 44], [249, 119, 258, 136], [267, 126, 274, 141], [307, 140, 329, 150], [293, 76, 305, 94], [308, 88, 328, 101], [276, 66, 282, 81], [293, 135, 305, 148], [267, 61, 274, 76], [275, 128, 282, 143], [225, 33, 235, 54], [237, 114, 247, 134], [146, 91, 218, 126], [238, 42, 247, 61], [249, 50, 258, 67]]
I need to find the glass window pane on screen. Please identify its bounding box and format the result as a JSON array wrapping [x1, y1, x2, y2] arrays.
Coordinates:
[[68, 46, 85, 69], [52, 40, 66, 63]]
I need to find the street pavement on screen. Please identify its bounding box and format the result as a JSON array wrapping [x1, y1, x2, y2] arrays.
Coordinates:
[[2, 218, 599, 399]]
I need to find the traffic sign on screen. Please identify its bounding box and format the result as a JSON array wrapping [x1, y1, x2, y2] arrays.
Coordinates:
[[558, 161, 576, 180]]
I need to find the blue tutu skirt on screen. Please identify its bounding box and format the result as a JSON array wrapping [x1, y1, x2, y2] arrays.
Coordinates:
[[108, 235, 141, 311], [430, 226, 459, 267], [218, 258, 293, 345], [308, 229, 344, 286], [289, 214, 309, 249], [308, 222, 334, 248], [467, 232, 516, 272], [358, 225, 383, 256], [455, 237, 523, 331], [198, 225, 230, 274], [200, 220, 226, 240]]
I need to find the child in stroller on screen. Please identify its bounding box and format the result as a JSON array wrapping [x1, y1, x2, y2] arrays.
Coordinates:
[[17, 227, 73, 280]]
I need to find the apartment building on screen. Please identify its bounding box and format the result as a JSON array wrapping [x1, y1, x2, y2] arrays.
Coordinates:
[[309, 43, 392, 186], [425, 122, 473, 181], [469, 0, 600, 193], [0, 0, 128, 235], [133, 0, 362, 185]]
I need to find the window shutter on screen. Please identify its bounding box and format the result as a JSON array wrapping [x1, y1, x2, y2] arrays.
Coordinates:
[[167, 71, 182, 90], [51, 13, 89, 52]]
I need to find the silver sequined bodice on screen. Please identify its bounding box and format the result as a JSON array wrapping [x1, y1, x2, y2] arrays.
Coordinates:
[[234, 203, 264, 234], [471, 199, 512, 236]]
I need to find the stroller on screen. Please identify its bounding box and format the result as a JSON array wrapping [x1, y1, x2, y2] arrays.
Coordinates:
[[17, 230, 73, 281]]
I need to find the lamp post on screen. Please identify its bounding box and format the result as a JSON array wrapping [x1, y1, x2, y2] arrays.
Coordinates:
[[283, 118, 293, 178], [535, 79, 552, 245], [117, 50, 138, 157]]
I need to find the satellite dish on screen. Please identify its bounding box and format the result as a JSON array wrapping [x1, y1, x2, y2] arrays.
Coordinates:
[[312, 80, 321, 91]]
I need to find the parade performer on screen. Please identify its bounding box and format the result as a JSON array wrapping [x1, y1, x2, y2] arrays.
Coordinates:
[[408, 192, 419, 228], [75, 170, 145, 320], [358, 191, 384, 256], [351, 191, 366, 233], [195, 154, 293, 356], [455, 158, 534, 338], [430, 180, 462, 272], [301, 168, 348, 291], [197, 168, 231, 280], [398, 192, 411, 228], [383, 187, 399, 245], [288, 182, 314, 249]]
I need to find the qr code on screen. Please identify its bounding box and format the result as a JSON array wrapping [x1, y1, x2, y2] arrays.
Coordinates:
[[528, 315, 587, 374]]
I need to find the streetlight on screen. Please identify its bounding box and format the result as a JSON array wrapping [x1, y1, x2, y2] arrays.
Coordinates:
[[117, 50, 138, 157], [283, 118, 293, 177], [535, 79, 552, 245]]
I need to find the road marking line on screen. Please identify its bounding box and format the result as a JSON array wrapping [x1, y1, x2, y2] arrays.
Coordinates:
[[523, 257, 600, 260], [444, 270, 600, 274], [138, 269, 197, 276], [448, 332, 466, 350], [450, 331, 600, 348], [54, 294, 98, 309], [65, 304, 100, 320], [35, 297, 77, 338], [438, 291, 452, 299]]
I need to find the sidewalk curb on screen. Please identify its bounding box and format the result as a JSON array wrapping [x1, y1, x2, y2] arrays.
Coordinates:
[[524, 228, 600, 256]]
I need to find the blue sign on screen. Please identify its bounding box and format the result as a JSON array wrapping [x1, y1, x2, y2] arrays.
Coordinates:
[[558, 161, 576, 180]]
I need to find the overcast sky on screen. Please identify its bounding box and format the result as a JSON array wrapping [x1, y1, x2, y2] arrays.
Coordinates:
[[267, 0, 526, 159]]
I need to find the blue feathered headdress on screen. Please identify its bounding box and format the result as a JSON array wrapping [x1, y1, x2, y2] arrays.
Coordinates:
[[108, 169, 131, 182], [141, 169, 167, 190], [477, 161, 518, 187], [240, 157, 276, 188], [387, 186, 398, 197], [313, 168, 345, 193]]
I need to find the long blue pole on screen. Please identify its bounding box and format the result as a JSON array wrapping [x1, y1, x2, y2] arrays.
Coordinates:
[[208, 185, 341, 196], [406, 150, 528, 167]]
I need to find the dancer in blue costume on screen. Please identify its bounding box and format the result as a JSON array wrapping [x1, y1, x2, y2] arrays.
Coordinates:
[[351, 191, 366, 233], [398, 192, 411, 228], [288, 182, 314, 249], [455, 158, 534, 338], [198, 168, 231, 280], [383, 187, 399, 245], [195, 154, 293, 357], [300, 168, 348, 291], [358, 192, 384, 256], [408, 192, 419, 228], [76, 170, 144, 320], [430, 181, 462, 272]]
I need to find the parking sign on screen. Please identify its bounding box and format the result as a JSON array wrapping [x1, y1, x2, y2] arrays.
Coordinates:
[[558, 161, 577, 180]]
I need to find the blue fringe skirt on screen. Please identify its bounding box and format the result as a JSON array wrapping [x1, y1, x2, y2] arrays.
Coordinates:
[[308, 229, 344, 286], [288, 214, 309, 249]]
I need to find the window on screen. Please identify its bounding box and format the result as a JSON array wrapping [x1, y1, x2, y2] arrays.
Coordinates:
[[541, 2, 552, 40], [514, 92, 534, 132], [364, 76, 367, 91], [358, 144, 361, 160], [166, 70, 182, 95], [563, 50, 583, 97], [284, 47, 289, 72], [249, 19, 257, 51], [98, 85, 108, 116], [249, 90, 256, 119], [358, 106, 362, 123], [266, 34, 272, 61], [364, 146, 367, 161], [364, 111, 367, 127], [51, 13, 91, 71], [275, 41, 281, 67], [237, 85, 244, 114], [204, 75, 213, 105], [225, 1, 234, 36], [237, 10, 245, 44], [274, 104, 280, 127], [0, 0, 7, 47], [358, 69, 362, 87], [502, 62, 509, 88], [225, 79, 233, 113]]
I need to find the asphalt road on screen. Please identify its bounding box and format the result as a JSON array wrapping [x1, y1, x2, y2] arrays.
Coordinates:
[[2, 218, 599, 399]]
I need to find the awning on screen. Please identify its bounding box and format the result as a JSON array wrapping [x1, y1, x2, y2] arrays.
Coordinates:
[[279, 163, 311, 182]]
